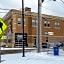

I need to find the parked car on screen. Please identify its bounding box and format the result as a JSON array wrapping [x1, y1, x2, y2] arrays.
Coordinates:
[[56, 42, 64, 47], [42, 43, 50, 48]]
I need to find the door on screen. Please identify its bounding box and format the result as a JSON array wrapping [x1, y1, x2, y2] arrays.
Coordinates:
[[15, 33, 27, 47], [33, 37, 37, 47]]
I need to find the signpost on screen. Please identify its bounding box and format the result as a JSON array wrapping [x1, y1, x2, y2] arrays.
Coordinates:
[[0, 18, 7, 35], [0, 34, 4, 40], [0, 18, 7, 63]]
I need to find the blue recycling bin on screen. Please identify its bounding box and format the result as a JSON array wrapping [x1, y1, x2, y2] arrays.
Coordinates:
[[53, 46, 59, 55]]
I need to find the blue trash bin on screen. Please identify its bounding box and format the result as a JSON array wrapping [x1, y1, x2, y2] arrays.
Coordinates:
[[53, 46, 59, 55]]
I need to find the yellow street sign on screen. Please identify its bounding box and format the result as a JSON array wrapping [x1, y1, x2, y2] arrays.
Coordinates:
[[0, 34, 4, 40], [0, 18, 7, 34]]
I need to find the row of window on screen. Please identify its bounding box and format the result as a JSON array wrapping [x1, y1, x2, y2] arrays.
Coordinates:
[[44, 21, 60, 28], [18, 18, 60, 28]]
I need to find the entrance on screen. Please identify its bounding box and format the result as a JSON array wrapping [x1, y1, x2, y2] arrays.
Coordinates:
[[15, 33, 28, 47], [33, 37, 37, 47]]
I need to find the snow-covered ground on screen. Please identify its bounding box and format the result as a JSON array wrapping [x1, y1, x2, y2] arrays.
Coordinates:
[[1, 49, 64, 64], [1, 47, 37, 50]]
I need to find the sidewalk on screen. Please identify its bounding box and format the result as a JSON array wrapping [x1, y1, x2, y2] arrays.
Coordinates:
[[1, 49, 64, 64]]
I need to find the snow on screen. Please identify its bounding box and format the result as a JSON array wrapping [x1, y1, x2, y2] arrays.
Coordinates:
[[1, 49, 64, 64]]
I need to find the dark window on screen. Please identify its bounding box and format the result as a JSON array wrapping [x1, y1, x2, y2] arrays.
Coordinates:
[[8, 39, 11, 43], [44, 21, 50, 27]]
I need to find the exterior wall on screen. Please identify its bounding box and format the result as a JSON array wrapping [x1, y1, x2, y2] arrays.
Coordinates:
[[3, 8, 64, 48], [41, 18, 64, 46]]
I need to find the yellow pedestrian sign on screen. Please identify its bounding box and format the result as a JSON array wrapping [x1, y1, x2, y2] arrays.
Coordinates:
[[0, 18, 7, 34], [0, 34, 4, 40]]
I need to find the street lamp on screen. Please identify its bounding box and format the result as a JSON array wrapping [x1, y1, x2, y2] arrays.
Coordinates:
[[22, 0, 25, 57]]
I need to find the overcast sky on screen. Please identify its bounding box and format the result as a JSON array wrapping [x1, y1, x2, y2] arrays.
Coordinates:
[[0, 0, 64, 18]]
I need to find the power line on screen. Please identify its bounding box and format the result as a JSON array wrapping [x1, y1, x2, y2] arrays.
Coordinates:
[[41, 0, 64, 14], [43, 0, 52, 4], [0, 12, 8, 13], [55, 0, 64, 6], [60, 0, 64, 4], [32, 0, 52, 8], [41, 5, 64, 15], [41, 5, 57, 12], [0, 8, 10, 10]]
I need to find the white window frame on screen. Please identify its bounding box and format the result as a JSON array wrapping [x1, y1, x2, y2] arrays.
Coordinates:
[[32, 19, 38, 27], [44, 21, 50, 28], [55, 21, 60, 29], [18, 18, 21, 25], [18, 18, 26, 26]]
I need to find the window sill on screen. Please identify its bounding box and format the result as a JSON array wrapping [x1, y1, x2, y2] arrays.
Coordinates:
[[44, 27, 51, 28]]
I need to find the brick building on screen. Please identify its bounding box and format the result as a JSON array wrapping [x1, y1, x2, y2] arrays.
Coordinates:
[[3, 7, 64, 48]]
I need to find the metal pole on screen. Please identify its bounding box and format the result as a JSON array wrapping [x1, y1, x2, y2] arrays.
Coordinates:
[[22, 0, 25, 57], [0, 39, 1, 63], [37, 0, 56, 52], [37, 0, 42, 52]]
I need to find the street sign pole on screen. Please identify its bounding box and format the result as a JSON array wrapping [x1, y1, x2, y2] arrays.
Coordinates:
[[0, 18, 8, 62], [0, 38, 1, 63], [0, 34, 4, 63]]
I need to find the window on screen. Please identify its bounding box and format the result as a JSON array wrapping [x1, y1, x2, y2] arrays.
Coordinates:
[[24, 19, 26, 26], [8, 39, 11, 43], [44, 21, 50, 27], [18, 18, 21, 24], [55, 22, 60, 28], [32, 19, 37, 27], [18, 18, 26, 26], [36, 20, 38, 26]]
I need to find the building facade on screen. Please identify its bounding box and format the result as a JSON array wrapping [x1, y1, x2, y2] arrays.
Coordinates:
[[3, 7, 64, 48]]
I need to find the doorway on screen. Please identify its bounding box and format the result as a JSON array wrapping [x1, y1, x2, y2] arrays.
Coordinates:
[[33, 37, 37, 47], [15, 33, 28, 47]]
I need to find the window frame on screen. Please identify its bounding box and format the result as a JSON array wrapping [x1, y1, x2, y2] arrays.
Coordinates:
[[18, 18, 21, 25], [18, 17, 26, 26], [55, 21, 60, 29], [32, 19, 38, 27], [44, 20, 50, 28]]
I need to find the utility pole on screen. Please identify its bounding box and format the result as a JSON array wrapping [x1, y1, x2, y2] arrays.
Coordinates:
[[37, 0, 44, 52], [22, 0, 25, 57], [37, 0, 56, 52]]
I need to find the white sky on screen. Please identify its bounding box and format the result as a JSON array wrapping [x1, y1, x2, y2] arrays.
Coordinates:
[[0, 0, 64, 17]]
